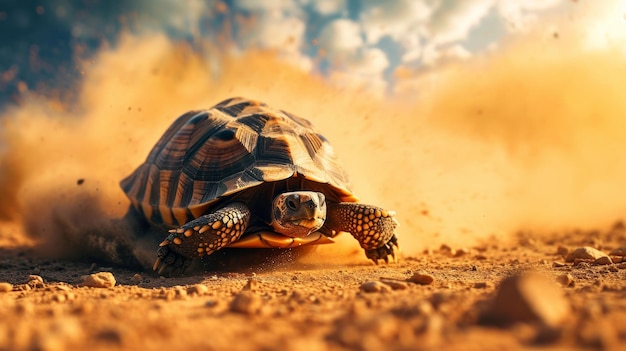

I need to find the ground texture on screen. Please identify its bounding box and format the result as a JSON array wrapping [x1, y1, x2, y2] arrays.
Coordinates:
[[1, 224, 626, 351]]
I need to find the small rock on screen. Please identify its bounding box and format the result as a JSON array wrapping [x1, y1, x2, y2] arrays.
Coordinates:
[[565, 247, 608, 262], [187, 284, 209, 296], [552, 262, 566, 268], [407, 272, 435, 285], [617, 263, 626, 269], [172, 286, 188, 300], [28, 274, 44, 283], [439, 244, 452, 252], [80, 272, 116, 288], [609, 245, 626, 256], [453, 248, 470, 257], [360, 281, 392, 293], [473, 282, 491, 289], [574, 260, 591, 268], [230, 291, 261, 315], [556, 245, 569, 256], [52, 284, 71, 292], [0, 282, 13, 292], [380, 279, 408, 290], [480, 272, 569, 327], [555, 273, 574, 287], [592, 256, 613, 265], [129, 274, 143, 284], [242, 278, 259, 292], [27, 275, 45, 288]]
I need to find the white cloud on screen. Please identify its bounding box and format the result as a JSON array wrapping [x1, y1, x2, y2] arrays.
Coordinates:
[[318, 19, 363, 55], [326, 47, 390, 97], [422, 43, 471, 66], [497, 0, 562, 32], [428, 0, 494, 44], [349, 48, 390, 75], [231, 0, 311, 72], [245, 16, 306, 52], [357, 0, 492, 64], [310, 0, 347, 15], [234, 0, 300, 15], [360, 0, 432, 45]]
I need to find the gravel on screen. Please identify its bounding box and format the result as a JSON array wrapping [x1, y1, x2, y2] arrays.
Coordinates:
[[79, 272, 116, 288]]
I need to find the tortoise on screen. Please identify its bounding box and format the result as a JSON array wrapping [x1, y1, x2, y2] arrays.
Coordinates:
[[120, 97, 399, 273]]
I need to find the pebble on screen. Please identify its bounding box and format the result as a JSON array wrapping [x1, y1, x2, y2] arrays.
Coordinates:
[[453, 248, 470, 257], [230, 291, 261, 315], [171, 286, 187, 299], [129, 274, 143, 284], [556, 245, 569, 256], [27, 275, 45, 288], [609, 245, 626, 256], [592, 256, 613, 265], [80, 272, 116, 288], [407, 272, 435, 285], [552, 261, 566, 268], [0, 282, 13, 292], [380, 279, 409, 290], [555, 273, 574, 287], [439, 244, 452, 252], [360, 281, 392, 293], [481, 272, 569, 327], [243, 278, 260, 292], [187, 284, 209, 296], [473, 282, 492, 289], [565, 247, 609, 262], [617, 263, 626, 269]]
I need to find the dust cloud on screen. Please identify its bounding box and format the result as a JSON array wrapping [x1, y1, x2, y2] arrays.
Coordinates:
[[1, 21, 625, 267]]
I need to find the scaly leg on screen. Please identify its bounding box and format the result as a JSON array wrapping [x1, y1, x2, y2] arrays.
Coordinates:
[[324, 202, 399, 264], [153, 202, 251, 275]]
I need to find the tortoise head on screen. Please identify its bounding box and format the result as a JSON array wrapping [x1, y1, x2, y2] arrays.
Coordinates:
[[271, 191, 327, 238]]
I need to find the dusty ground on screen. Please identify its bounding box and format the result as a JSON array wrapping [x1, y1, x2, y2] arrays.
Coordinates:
[[1, 222, 625, 351]]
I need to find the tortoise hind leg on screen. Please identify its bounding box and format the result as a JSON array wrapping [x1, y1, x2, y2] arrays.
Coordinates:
[[324, 202, 399, 264], [153, 202, 251, 275]]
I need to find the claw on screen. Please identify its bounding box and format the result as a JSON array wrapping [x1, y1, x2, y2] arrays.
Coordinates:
[[158, 262, 167, 276], [152, 257, 162, 271], [159, 239, 170, 247]]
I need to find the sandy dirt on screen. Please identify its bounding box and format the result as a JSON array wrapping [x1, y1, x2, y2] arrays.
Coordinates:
[[1, 221, 625, 351]]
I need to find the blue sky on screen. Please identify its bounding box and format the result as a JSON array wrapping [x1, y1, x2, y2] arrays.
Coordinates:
[[1, 0, 624, 104]]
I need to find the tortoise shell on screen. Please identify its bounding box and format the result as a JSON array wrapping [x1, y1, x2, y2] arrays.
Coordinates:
[[120, 97, 358, 228]]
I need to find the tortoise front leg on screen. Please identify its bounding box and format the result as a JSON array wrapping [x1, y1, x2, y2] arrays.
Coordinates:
[[153, 202, 251, 275], [324, 203, 399, 264]]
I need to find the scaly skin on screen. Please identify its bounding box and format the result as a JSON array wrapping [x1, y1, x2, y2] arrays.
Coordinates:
[[324, 202, 400, 264], [153, 202, 251, 275]]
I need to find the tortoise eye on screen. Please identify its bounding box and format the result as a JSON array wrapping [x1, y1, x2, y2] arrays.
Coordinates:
[[286, 195, 299, 210]]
